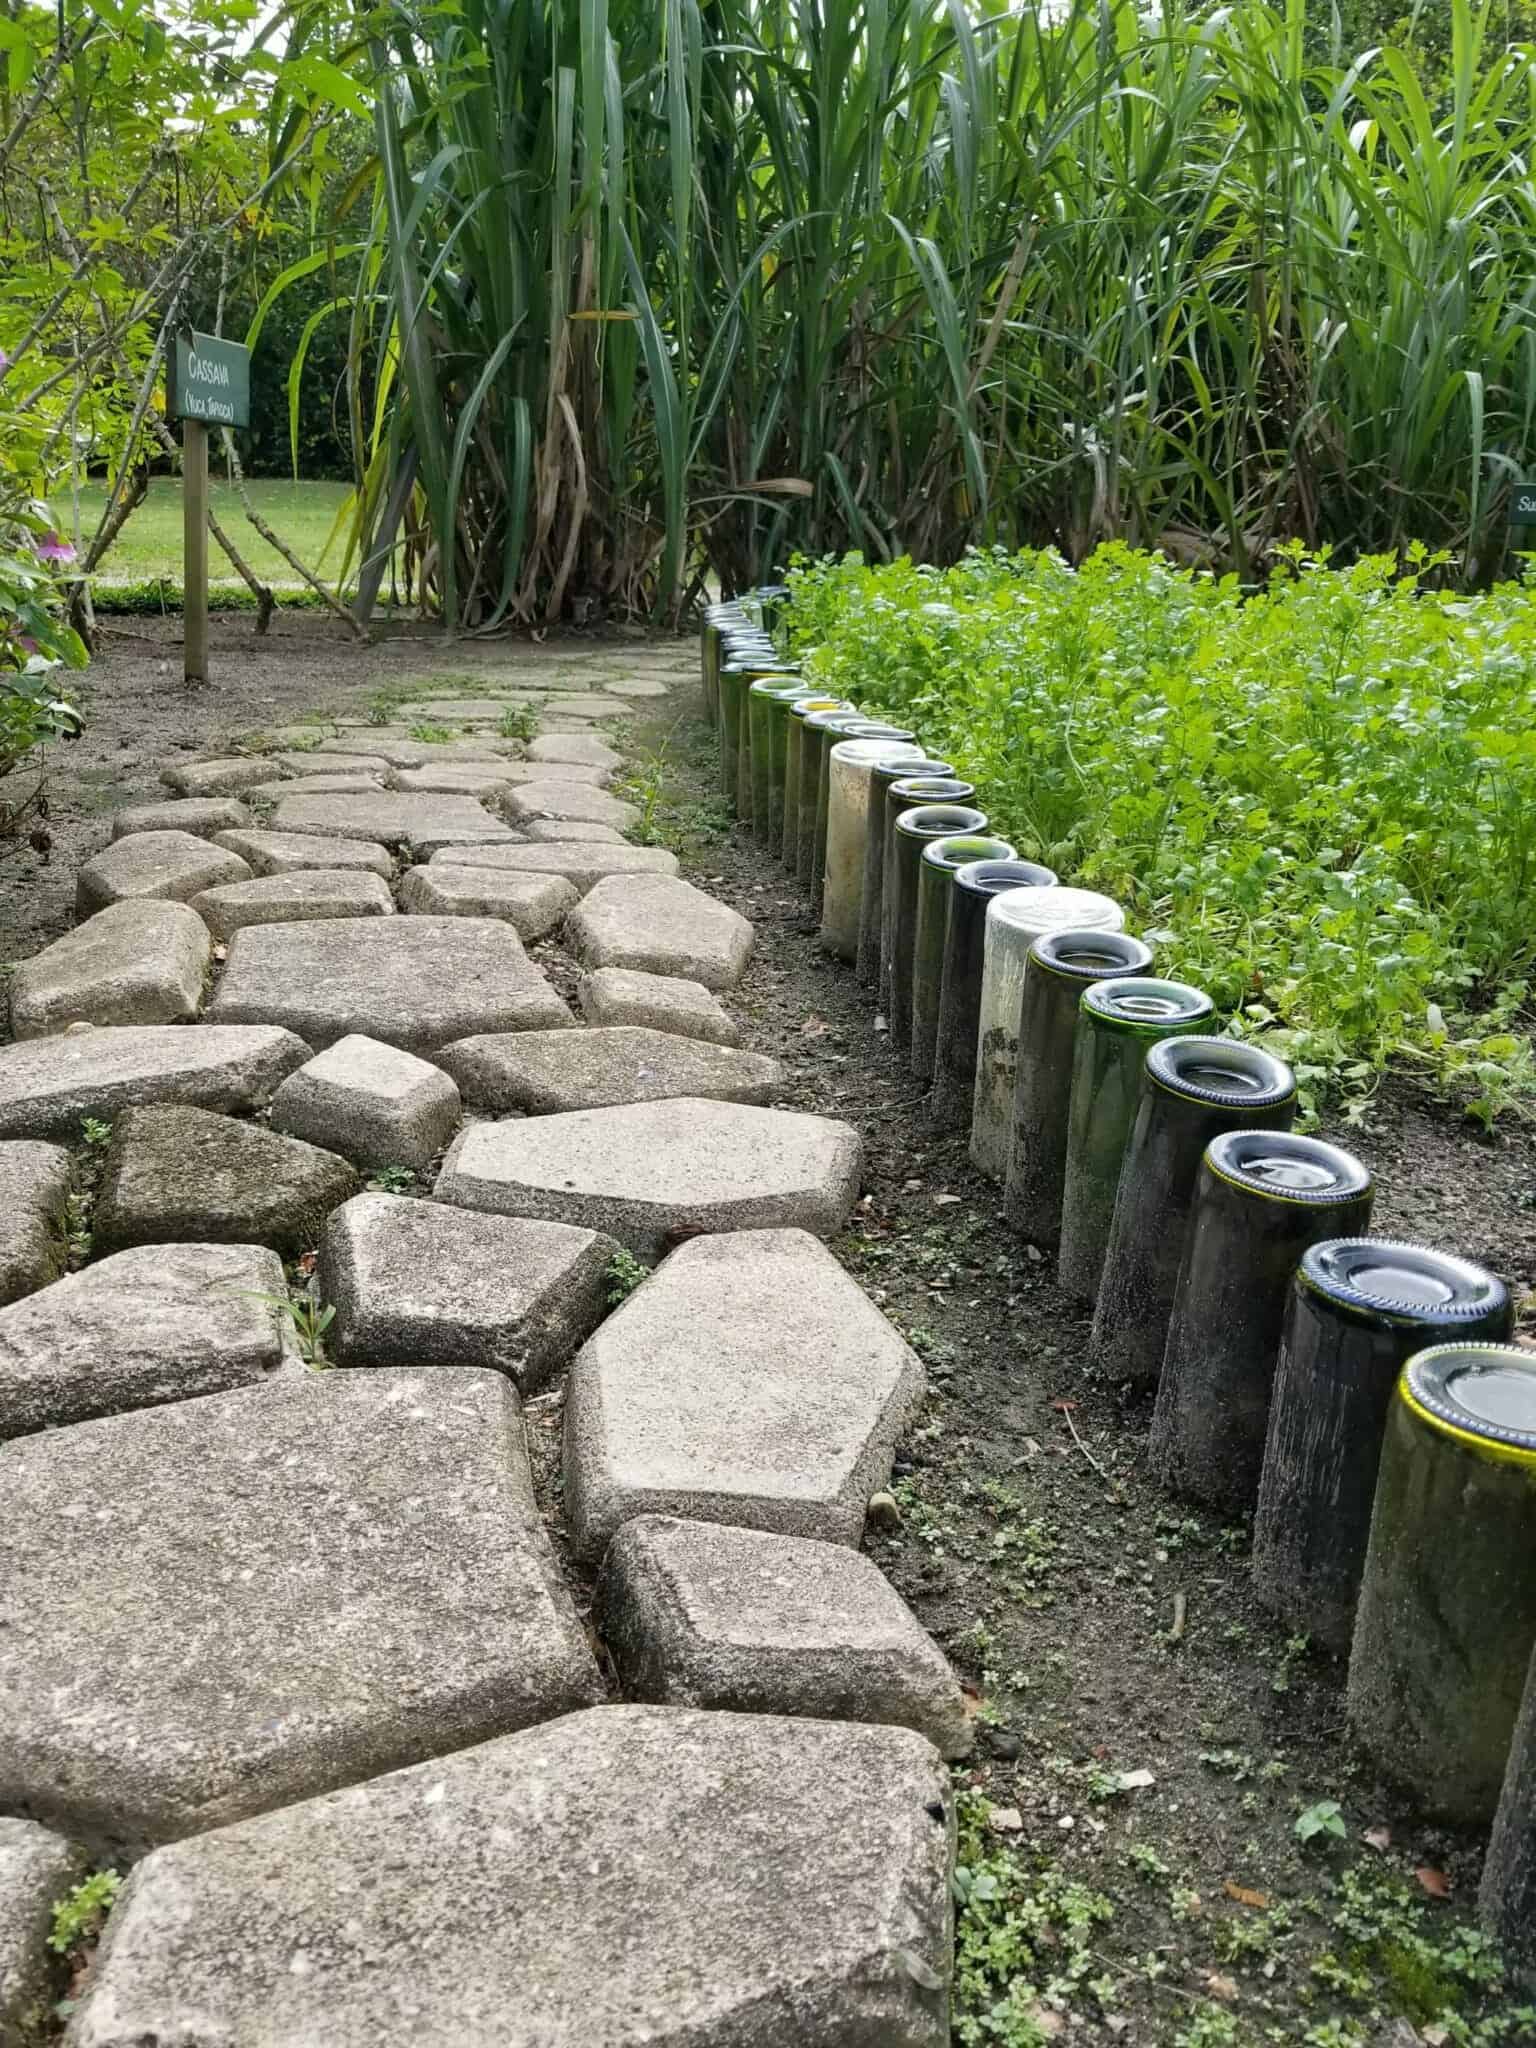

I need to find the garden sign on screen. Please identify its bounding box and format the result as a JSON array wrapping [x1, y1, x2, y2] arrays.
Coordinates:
[[168, 330, 251, 685]]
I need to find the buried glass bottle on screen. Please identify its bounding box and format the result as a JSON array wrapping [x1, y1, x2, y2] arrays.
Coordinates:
[[858, 757, 955, 990], [820, 739, 927, 962], [880, 776, 975, 1018], [888, 793, 982, 1049], [797, 707, 868, 892], [929, 858, 1054, 1121], [701, 602, 747, 724], [813, 719, 916, 912], [1252, 1239, 1510, 1656], [1348, 1343, 1536, 1828], [1056, 979, 1215, 1306], [784, 697, 851, 872], [1090, 1037, 1296, 1389], [1003, 929, 1154, 1245], [1149, 1132, 1374, 1517], [970, 887, 1125, 1182], [911, 835, 1018, 1078], [719, 654, 794, 815], [747, 678, 810, 852], [1483, 1631, 1536, 1990]]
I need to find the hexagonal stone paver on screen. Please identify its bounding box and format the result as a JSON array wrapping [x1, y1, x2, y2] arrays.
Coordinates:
[[248, 772, 385, 801], [436, 1097, 861, 1256], [112, 797, 251, 840], [271, 1037, 460, 1171], [317, 736, 513, 768], [207, 917, 572, 1053], [0, 1026, 309, 1140], [271, 794, 517, 855], [430, 841, 678, 892], [160, 757, 275, 798], [0, 1142, 69, 1307], [94, 1106, 360, 1258], [503, 780, 638, 831], [523, 818, 625, 844], [9, 901, 210, 1039], [190, 869, 396, 942], [440, 1027, 781, 1115], [214, 828, 394, 879], [538, 694, 630, 721], [322, 1194, 615, 1391], [0, 1242, 294, 1440], [578, 966, 741, 1046], [564, 1228, 920, 1559], [398, 864, 576, 939], [604, 674, 671, 698], [75, 831, 252, 917], [597, 1515, 970, 1759], [0, 1370, 602, 1850], [525, 733, 622, 771], [390, 765, 517, 798], [402, 697, 529, 723], [567, 874, 753, 990], [67, 1706, 951, 2048], [1, 1818, 85, 2044], [272, 751, 389, 777]]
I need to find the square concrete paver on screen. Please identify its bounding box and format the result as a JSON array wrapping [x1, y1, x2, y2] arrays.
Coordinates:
[[9, 901, 210, 1039], [398, 864, 576, 940], [270, 1037, 461, 1171], [566, 874, 753, 989], [578, 967, 741, 1046]]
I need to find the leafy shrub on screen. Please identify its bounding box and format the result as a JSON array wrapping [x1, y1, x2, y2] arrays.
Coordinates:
[[785, 544, 1536, 1122]]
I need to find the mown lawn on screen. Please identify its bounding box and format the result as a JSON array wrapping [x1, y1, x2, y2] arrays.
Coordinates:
[[53, 477, 353, 589]]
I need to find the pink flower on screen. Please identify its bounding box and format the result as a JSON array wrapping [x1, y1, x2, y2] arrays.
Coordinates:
[[33, 532, 74, 564]]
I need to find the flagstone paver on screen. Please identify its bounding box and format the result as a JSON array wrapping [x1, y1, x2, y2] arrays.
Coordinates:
[[65, 1707, 950, 2048], [0, 1242, 294, 1440], [407, 698, 534, 723], [160, 756, 274, 798], [391, 764, 517, 798], [0, 1818, 85, 2044], [526, 733, 622, 770], [0, 1025, 309, 1139], [112, 796, 252, 839], [75, 830, 252, 916], [440, 1026, 781, 1114], [538, 695, 631, 721], [430, 841, 678, 891], [190, 869, 396, 942], [0, 1369, 602, 1850], [317, 736, 515, 768], [523, 817, 625, 843], [398, 863, 576, 939], [503, 780, 640, 831], [271, 793, 518, 854], [248, 772, 385, 801], [597, 1515, 971, 1759], [270, 1037, 461, 1171], [578, 966, 741, 1046], [0, 1142, 70, 1306], [563, 1228, 919, 1559], [207, 916, 572, 1052], [566, 873, 754, 989], [436, 1097, 861, 1255], [213, 827, 394, 878], [273, 751, 388, 777], [322, 1194, 615, 1391], [604, 675, 671, 698], [93, 1105, 360, 1257], [9, 900, 210, 1038]]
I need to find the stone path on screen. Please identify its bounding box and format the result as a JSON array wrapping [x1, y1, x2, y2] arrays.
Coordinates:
[[0, 640, 960, 2045]]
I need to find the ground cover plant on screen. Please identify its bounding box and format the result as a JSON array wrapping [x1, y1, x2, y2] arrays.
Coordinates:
[[784, 544, 1536, 1121]]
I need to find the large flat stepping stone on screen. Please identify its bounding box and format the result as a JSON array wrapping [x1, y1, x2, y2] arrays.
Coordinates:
[[0, 1242, 293, 1440], [598, 1516, 970, 1759], [0, 1026, 308, 1140], [208, 916, 571, 1053], [214, 827, 393, 878], [160, 756, 274, 798], [271, 1037, 460, 1170], [9, 901, 210, 1038], [406, 697, 531, 722], [112, 796, 251, 839], [94, 1106, 360, 1258], [317, 736, 513, 768], [526, 732, 621, 770], [0, 1370, 602, 1849], [579, 966, 741, 1046], [272, 794, 517, 855], [564, 1229, 920, 1559], [524, 818, 625, 844], [323, 1194, 615, 1392], [503, 780, 638, 831], [272, 750, 389, 777], [75, 831, 252, 917], [248, 772, 385, 801], [441, 1027, 781, 1115], [398, 864, 576, 940], [538, 694, 630, 720], [568, 874, 753, 990], [391, 764, 516, 798], [497, 759, 611, 788], [1, 1818, 85, 2043], [437, 1097, 861, 1256], [431, 841, 677, 892], [191, 869, 395, 942], [68, 1705, 950, 2047], [605, 674, 670, 698], [0, 1142, 69, 1306]]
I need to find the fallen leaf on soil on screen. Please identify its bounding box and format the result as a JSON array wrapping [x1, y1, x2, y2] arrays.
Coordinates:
[[1115, 1768, 1156, 1793], [1025, 2009, 1064, 2038], [1415, 1864, 1453, 1898], [296, 1252, 317, 1277], [1051, 1398, 1078, 1413], [800, 1013, 829, 1037], [987, 1806, 1024, 1834], [1362, 1824, 1392, 1853], [934, 1192, 962, 1206], [1202, 1972, 1239, 2002], [1223, 1881, 1270, 1909], [1422, 2027, 1452, 2046]]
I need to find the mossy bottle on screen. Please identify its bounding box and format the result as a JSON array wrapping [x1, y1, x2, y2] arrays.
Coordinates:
[[1484, 1631, 1536, 1989], [888, 793, 982, 1047], [702, 601, 747, 725], [1004, 930, 1154, 1244], [1150, 1133, 1374, 1516], [858, 757, 954, 989], [911, 834, 1018, 1077], [1057, 979, 1215, 1306], [747, 677, 810, 851], [719, 651, 794, 816], [879, 776, 975, 1017], [971, 887, 1125, 1182], [1348, 1343, 1536, 1826], [797, 707, 867, 892], [1090, 1037, 1295, 1388], [1252, 1240, 1510, 1654], [820, 738, 927, 961], [930, 858, 1055, 1121], [784, 697, 850, 873], [813, 718, 916, 912]]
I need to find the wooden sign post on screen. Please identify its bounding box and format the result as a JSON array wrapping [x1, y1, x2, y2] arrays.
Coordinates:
[[167, 329, 252, 686]]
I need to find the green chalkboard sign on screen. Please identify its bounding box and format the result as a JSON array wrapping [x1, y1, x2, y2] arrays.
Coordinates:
[[170, 330, 251, 429], [1512, 484, 1536, 527]]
